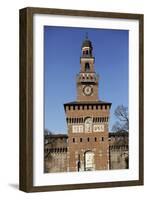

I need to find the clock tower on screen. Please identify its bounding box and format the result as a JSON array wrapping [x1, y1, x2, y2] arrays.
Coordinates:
[[64, 36, 111, 172], [77, 35, 98, 102]]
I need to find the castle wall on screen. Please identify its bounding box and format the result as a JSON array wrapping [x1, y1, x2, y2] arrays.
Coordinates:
[[44, 135, 68, 173], [44, 133, 129, 173], [109, 133, 129, 169], [44, 151, 67, 173], [109, 146, 128, 169]]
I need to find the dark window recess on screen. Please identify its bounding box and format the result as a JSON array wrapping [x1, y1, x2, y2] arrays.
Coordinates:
[[102, 137, 104, 141], [95, 137, 97, 142], [87, 137, 90, 142], [80, 138, 82, 142], [73, 138, 75, 143], [85, 63, 90, 72]]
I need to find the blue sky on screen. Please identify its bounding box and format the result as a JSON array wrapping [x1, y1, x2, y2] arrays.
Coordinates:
[[44, 26, 128, 133]]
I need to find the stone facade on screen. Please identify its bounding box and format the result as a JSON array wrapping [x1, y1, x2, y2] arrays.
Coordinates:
[[64, 104, 111, 171], [44, 132, 129, 173]]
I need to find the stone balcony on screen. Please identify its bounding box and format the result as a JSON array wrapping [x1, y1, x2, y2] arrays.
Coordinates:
[[76, 73, 98, 83]]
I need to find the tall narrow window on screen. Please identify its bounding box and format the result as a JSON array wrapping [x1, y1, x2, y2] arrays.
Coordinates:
[[85, 63, 90, 72], [73, 138, 75, 143]]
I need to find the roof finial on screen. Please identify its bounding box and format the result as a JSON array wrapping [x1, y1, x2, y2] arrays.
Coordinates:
[[85, 32, 88, 40]]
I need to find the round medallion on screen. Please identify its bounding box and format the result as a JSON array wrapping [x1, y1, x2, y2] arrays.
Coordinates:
[[83, 86, 93, 96]]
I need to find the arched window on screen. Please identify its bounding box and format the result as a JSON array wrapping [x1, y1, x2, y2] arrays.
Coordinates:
[[85, 63, 90, 72], [85, 117, 92, 133], [86, 50, 89, 55], [83, 50, 86, 55]]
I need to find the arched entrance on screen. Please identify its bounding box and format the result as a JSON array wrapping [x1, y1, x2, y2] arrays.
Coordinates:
[[84, 151, 95, 171]]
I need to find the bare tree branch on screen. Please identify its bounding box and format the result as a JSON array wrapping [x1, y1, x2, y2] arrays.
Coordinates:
[[114, 105, 128, 122], [112, 105, 129, 132]]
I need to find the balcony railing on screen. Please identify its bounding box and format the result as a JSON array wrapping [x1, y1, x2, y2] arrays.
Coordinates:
[[76, 73, 98, 83]]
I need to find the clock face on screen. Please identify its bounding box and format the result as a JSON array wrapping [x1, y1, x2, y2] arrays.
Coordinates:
[[83, 85, 93, 96]]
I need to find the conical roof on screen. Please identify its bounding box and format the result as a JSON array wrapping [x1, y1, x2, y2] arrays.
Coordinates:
[[82, 33, 93, 48], [82, 39, 93, 48]]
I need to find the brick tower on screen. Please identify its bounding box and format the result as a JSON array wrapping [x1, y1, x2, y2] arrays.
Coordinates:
[[64, 35, 111, 172]]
